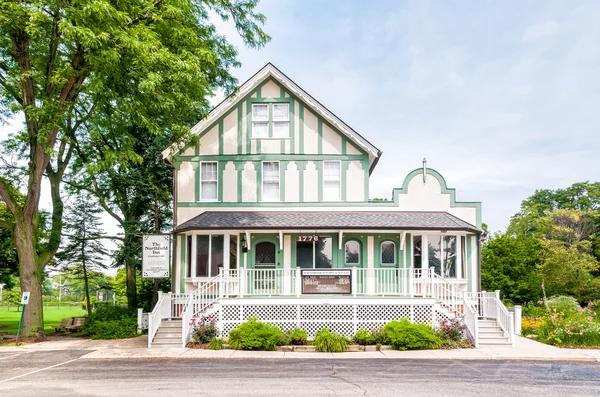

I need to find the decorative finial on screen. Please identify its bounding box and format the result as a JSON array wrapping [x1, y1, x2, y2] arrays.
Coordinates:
[[422, 158, 427, 182]]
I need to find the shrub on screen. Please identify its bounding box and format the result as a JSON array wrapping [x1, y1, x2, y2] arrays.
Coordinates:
[[286, 328, 308, 345], [370, 327, 388, 346], [436, 318, 471, 348], [207, 338, 224, 350], [547, 296, 579, 317], [84, 305, 138, 340], [228, 317, 285, 351], [190, 315, 217, 344], [354, 329, 374, 345], [384, 319, 442, 350], [314, 328, 351, 352]]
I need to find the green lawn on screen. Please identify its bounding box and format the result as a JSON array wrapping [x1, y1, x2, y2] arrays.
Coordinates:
[[0, 306, 87, 335]]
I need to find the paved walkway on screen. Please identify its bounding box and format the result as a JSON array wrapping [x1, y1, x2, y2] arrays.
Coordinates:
[[2, 335, 600, 361]]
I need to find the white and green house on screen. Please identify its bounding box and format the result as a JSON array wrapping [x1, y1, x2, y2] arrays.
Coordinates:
[[147, 63, 518, 348]]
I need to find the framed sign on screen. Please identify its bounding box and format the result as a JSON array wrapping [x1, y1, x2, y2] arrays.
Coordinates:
[[296, 235, 320, 242], [301, 270, 351, 294], [142, 234, 171, 278]]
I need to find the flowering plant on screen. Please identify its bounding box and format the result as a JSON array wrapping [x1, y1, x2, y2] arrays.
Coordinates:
[[190, 314, 217, 344]]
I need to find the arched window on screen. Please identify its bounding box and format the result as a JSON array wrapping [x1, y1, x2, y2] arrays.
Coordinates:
[[255, 242, 276, 265], [345, 240, 360, 265], [381, 241, 396, 265]]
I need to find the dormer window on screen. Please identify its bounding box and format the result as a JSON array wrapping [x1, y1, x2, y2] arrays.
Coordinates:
[[252, 103, 289, 138]]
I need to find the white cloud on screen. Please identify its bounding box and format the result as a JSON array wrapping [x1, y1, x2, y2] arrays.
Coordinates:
[[523, 20, 560, 41]]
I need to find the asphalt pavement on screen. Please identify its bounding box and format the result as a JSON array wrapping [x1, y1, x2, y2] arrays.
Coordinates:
[[1, 351, 600, 396]]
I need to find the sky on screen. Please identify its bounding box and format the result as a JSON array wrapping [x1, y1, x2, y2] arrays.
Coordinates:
[[2, 0, 599, 240], [212, 0, 600, 233]]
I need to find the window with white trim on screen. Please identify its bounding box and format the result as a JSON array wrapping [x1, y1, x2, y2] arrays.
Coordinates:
[[200, 162, 218, 200], [252, 103, 290, 138], [262, 161, 280, 201], [345, 240, 360, 265], [380, 241, 396, 265], [323, 161, 341, 200]]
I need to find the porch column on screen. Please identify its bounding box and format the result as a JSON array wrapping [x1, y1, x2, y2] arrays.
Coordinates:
[[283, 235, 292, 295], [191, 233, 197, 278], [367, 236, 375, 295]]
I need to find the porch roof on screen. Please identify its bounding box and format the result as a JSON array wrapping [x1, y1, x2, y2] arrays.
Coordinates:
[[175, 211, 480, 233]]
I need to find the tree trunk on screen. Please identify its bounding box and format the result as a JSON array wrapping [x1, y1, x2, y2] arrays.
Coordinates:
[[126, 258, 137, 308], [83, 261, 91, 316], [13, 219, 44, 337]]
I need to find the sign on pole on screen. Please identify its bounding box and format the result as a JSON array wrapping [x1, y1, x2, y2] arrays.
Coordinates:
[[21, 292, 30, 305], [142, 234, 171, 278]]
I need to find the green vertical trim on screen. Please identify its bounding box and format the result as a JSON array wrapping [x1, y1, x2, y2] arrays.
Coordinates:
[[256, 160, 262, 202], [341, 161, 349, 202], [256, 138, 261, 154], [236, 162, 244, 203], [194, 162, 200, 202], [194, 141, 199, 156], [361, 159, 369, 200], [280, 160, 287, 202], [317, 119, 323, 155], [280, 137, 286, 153], [256, 88, 261, 99], [268, 102, 273, 140], [217, 161, 225, 202], [341, 136, 347, 155], [316, 161, 323, 202], [280, 86, 285, 98], [218, 121, 223, 155], [299, 104, 304, 154], [179, 235, 185, 292], [466, 235, 473, 293], [246, 99, 252, 154], [297, 160, 306, 203], [290, 98, 295, 154], [237, 105, 243, 155]]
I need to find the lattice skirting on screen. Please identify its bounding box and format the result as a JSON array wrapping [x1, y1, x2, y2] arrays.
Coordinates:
[[207, 299, 452, 339]]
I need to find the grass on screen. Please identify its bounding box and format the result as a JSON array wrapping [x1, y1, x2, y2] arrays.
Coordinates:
[[0, 306, 87, 335]]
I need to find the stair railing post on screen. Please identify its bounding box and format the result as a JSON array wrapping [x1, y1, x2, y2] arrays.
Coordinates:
[[240, 268, 246, 298], [352, 267, 357, 297], [219, 267, 224, 299], [296, 267, 302, 297]]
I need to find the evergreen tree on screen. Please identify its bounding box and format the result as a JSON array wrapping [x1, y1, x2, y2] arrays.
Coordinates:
[[56, 192, 109, 315]]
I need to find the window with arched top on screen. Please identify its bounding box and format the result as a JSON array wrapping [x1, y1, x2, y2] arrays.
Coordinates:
[[255, 242, 276, 265], [345, 240, 360, 265], [380, 241, 396, 265]]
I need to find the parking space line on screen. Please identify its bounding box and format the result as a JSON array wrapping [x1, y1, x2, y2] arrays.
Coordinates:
[[0, 358, 79, 384]]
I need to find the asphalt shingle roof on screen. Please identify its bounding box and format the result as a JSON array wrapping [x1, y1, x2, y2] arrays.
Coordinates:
[[176, 211, 479, 232]]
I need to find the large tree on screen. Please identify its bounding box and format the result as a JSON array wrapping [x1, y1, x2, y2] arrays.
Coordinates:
[[0, 0, 269, 336]]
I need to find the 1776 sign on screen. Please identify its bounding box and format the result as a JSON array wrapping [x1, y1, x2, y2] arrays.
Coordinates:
[[142, 234, 171, 278]]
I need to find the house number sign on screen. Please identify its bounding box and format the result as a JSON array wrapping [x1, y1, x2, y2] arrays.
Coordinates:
[[296, 235, 320, 242]]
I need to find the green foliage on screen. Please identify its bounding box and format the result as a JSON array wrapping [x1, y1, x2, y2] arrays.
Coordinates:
[[353, 329, 374, 345], [370, 327, 389, 345], [286, 328, 308, 345], [84, 305, 137, 340], [227, 317, 285, 351], [313, 328, 351, 352], [384, 319, 442, 351], [435, 319, 471, 348], [207, 338, 224, 350], [481, 234, 542, 304]]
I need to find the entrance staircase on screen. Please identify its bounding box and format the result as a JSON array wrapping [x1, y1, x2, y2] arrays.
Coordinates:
[[477, 318, 512, 347], [150, 319, 182, 348]]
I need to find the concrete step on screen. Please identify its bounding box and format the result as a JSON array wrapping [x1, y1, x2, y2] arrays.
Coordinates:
[[160, 321, 182, 327], [151, 342, 182, 348], [478, 342, 513, 348], [155, 332, 181, 338], [153, 336, 180, 342], [478, 331, 505, 338], [478, 337, 511, 344]]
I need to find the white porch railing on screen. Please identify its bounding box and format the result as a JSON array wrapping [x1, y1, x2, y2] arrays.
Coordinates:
[[147, 292, 173, 348], [463, 295, 479, 347], [180, 272, 223, 347], [480, 291, 515, 346]]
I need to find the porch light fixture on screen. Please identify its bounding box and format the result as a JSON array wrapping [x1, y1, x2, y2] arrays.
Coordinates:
[[241, 234, 248, 253]]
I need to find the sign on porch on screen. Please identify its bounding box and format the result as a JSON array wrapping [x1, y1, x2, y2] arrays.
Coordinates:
[[301, 270, 352, 294], [142, 234, 171, 278]]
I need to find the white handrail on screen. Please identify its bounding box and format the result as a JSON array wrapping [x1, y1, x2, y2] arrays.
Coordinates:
[[490, 295, 515, 346], [429, 270, 465, 316], [463, 295, 479, 348], [180, 272, 224, 347], [147, 295, 168, 348]]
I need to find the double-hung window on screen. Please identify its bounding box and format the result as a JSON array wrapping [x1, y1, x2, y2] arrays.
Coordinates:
[[262, 161, 280, 201], [252, 103, 290, 138], [200, 162, 218, 200], [323, 161, 341, 200]]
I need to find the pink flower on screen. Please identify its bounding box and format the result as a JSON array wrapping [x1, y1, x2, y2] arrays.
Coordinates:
[[588, 301, 594, 307], [589, 317, 593, 322], [200, 329, 205, 333], [541, 283, 544, 288], [580, 331, 584, 335]]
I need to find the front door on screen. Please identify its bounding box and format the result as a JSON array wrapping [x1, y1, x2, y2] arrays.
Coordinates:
[[250, 239, 282, 294]]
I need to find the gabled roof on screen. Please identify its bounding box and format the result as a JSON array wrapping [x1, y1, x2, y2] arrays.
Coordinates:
[[161, 63, 382, 174], [175, 211, 479, 233]]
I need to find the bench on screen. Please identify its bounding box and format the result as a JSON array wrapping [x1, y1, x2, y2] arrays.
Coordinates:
[[52, 318, 74, 332], [65, 317, 87, 332]]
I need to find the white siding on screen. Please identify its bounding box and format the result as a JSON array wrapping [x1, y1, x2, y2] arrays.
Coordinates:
[[285, 161, 300, 202], [303, 109, 318, 154], [223, 161, 237, 202], [241, 102, 247, 155], [177, 161, 195, 202], [199, 125, 219, 155], [261, 139, 280, 154], [303, 161, 318, 202], [260, 80, 280, 98], [346, 161, 365, 201], [222, 111, 238, 155], [346, 141, 362, 155], [322, 123, 342, 154], [242, 161, 257, 202]]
